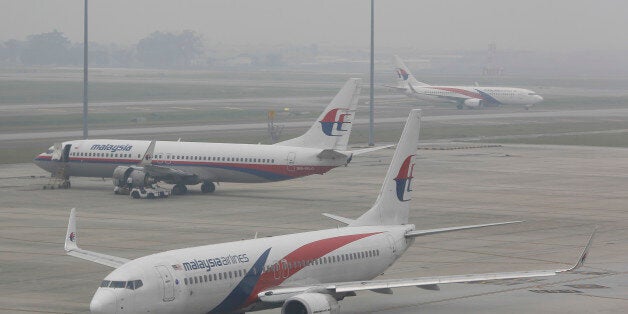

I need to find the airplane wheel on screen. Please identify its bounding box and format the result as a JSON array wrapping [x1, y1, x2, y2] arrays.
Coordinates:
[[131, 191, 140, 199], [456, 104, 463, 110], [172, 184, 187, 195], [147, 193, 155, 199], [201, 182, 216, 193]]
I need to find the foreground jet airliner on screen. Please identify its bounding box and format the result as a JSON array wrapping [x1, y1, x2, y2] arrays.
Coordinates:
[[390, 55, 544, 109], [35, 78, 385, 194], [65, 110, 594, 314]]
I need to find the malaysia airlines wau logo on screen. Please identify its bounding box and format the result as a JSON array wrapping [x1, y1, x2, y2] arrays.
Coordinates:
[[68, 232, 76, 242], [394, 155, 415, 202], [396, 68, 409, 81], [320, 108, 352, 136]]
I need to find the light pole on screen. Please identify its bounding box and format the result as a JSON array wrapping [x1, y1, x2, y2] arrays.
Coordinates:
[[368, 0, 375, 146], [83, 0, 88, 139]]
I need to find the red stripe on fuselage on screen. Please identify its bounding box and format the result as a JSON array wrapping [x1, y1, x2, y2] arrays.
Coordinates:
[[243, 232, 380, 306]]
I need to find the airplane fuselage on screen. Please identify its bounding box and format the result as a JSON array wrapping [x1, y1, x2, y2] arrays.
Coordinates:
[[33, 139, 349, 184], [404, 85, 543, 108], [90, 225, 414, 314]]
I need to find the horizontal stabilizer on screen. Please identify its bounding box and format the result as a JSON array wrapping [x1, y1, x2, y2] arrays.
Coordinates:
[[317, 149, 350, 160], [322, 213, 355, 225], [405, 221, 523, 238], [351, 144, 394, 156], [65, 208, 129, 268]]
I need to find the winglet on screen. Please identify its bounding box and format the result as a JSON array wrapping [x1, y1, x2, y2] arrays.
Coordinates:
[[563, 227, 597, 272], [139, 140, 156, 166], [63, 208, 131, 268], [65, 208, 78, 252]]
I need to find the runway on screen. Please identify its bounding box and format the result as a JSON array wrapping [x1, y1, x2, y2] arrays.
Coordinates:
[[0, 143, 626, 313], [3, 107, 628, 141]]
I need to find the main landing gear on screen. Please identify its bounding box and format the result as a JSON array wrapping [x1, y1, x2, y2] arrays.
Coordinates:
[[172, 182, 216, 195], [201, 181, 216, 193], [172, 184, 188, 195]]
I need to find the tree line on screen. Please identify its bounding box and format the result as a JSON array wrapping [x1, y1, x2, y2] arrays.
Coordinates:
[[0, 30, 205, 68]]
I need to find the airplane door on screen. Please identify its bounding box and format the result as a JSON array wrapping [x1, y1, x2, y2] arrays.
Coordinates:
[[287, 152, 296, 172], [154, 265, 175, 302], [51, 143, 63, 161], [61, 144, 72, 162], [281, 259, 289, 278]]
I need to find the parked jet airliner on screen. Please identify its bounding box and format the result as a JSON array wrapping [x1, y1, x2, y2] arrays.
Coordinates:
[[34, 79, 385, 194], [390, 55, 544, 109], [64, 110, 594, 314]]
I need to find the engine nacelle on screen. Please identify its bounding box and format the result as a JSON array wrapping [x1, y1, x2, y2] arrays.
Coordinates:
[[112, 166, 152, 188], [463, 98, 482, 108], [281, 293, 339, 314]]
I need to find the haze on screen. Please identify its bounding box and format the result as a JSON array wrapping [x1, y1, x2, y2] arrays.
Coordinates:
[[2, 0, 627, 52]]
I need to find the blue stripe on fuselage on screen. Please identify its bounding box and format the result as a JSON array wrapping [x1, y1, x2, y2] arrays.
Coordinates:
[[209, 248, 272, 314]]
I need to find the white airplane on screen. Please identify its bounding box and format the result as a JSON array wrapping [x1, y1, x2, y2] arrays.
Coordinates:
[[34, 78, 386, 194], [65, 109, 594, 314], [390, 55, 544, 109]]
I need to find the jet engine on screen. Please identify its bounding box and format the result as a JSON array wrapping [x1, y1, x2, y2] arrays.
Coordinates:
[[463, 98, 483, 108], [281, 293, 339, 314], [112, 166, 153, 188]]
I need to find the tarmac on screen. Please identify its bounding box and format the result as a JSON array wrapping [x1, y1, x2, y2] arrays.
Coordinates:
[[0, 143, 626, 313]]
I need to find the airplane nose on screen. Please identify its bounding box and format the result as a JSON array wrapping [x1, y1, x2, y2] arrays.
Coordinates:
[[90, 289, 117, 314]]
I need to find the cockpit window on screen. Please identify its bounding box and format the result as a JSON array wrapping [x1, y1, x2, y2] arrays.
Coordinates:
[[110, 281, 126, 288], [125, 280, 143, 290], [101, 279, 143, 289]]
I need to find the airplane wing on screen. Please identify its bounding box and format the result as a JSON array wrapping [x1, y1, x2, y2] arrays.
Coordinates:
[[65, 208, 130, 268], [257, 229, 595, 303], [143, 164, 199, 183]]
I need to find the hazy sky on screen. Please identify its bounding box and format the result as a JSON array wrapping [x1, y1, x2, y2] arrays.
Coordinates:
[[2, 0, 627, 51]]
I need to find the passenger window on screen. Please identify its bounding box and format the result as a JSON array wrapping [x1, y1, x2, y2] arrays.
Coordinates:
[[204, 275, 208, 282], [213, 274, 217, 281], [184, 278, 188, 285], [219, 273, 222, 280], [194, 277, 198, 284]]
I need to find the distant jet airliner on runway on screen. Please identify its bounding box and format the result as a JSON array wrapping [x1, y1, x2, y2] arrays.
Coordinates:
[[34, 79, 387, 194], [65, 110, 594, 314], [389, 55, 543, 109]]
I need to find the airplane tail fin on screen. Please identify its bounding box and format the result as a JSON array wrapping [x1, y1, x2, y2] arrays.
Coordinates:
[[351, 109, 421, 226], [393, 55, 429, 88], [275, 78, 361, 151]]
